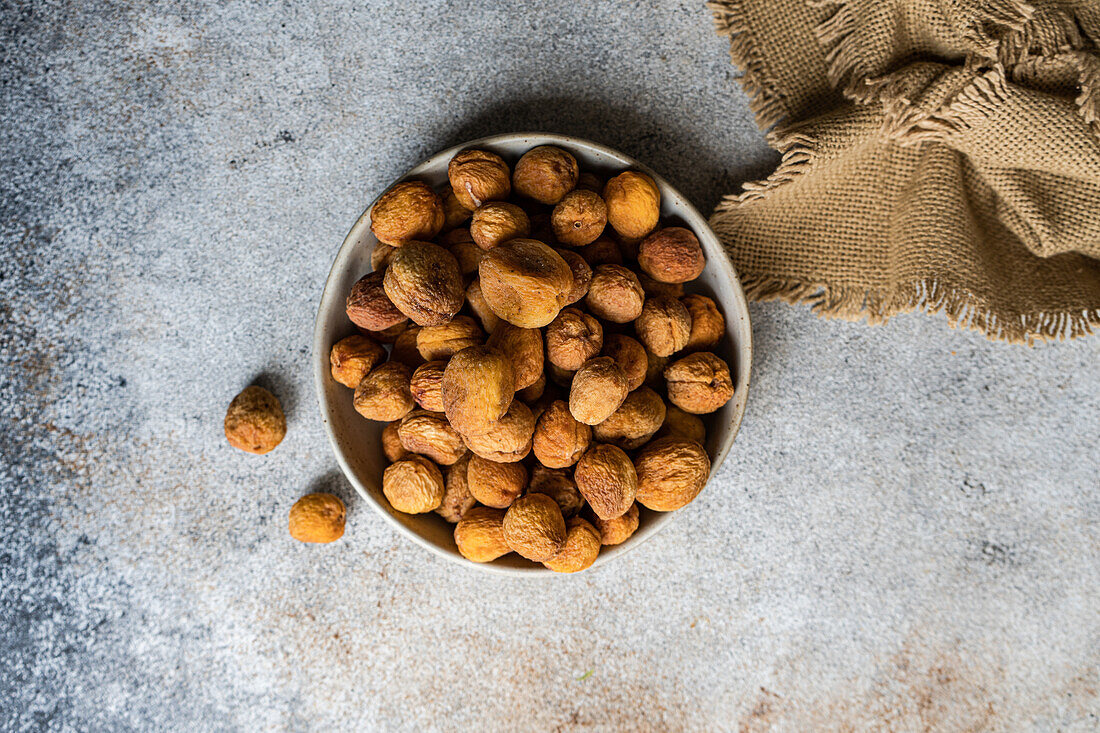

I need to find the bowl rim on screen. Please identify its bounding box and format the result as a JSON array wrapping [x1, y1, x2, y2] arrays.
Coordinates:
[[313, 132, 753, 576]]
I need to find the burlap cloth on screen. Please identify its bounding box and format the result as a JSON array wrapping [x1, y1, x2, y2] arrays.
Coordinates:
[[708, 0, 1100, 343]]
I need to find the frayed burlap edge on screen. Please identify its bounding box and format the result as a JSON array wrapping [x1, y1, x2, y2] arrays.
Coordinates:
[[708, 0, 1100, 343], [731, 273, 1100, 345]]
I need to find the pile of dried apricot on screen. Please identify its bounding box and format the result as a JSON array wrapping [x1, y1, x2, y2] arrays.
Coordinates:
[[332, 144, 735, 572]]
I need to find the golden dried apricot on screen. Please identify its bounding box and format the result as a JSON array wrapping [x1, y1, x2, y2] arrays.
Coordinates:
[[461, 400, 535, 462], [449, 149, 511, 210], [664, 352, 734, 414], [466, 278, 502, 333], [594, 502, 639, 546], [512, 145, 579, 205], [634, 437, 710, 511], [486, 323, 544, 391], [346, 271, 407, 332], [574, 444, 637, 520], [478, 239, 574, 328], [585, 264, 644, 323], [532, 399, 592, 468], [638, 227, 705, 283], [441, 346, 515, 436], [416, 315, 484, 360], [551, 189, 607, 246], [503, 493, 567, 561], [454, 506, 511, 562], [601, 334, 647, 391], [436, 454, 476, 523], [593, 386, 666, 450], [569, 356, 629, 425], [658, 404, 706, 443], [329, 334, 385, 388], [398, 409, 466, 465], [389, 325, 425, 368], [543, 517, 601, 573], [288, 493, 346, 543], [470, 201, 531, 250], [546, 307, 603, 372], [353, 361, 414, 422], [383, 454, 445, 514], [603, 171, 660, 240], [224, 385, 286, 454], [383, 241, 465, 327], [370, 180, 445, 246], [555, 248, 592, 305], [636, 295, 692, 357], [681, 294, 725, 352], [528, 465, 585, 518], [409, 360, 446, 412], [382, 421, 409, 462], [466, 453, 527, 508]]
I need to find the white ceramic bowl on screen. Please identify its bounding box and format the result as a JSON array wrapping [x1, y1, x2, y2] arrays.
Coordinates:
[[314, 133, 752, 575]]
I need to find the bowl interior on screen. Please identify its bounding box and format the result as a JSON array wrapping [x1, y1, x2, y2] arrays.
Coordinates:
[[314, 133, 752, 575]]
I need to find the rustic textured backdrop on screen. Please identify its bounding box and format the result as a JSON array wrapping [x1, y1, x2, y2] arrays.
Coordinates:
[[1, 1, 1098, 730]]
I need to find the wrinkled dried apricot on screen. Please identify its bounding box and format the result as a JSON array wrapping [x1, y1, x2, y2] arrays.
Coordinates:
[[603, 171, 660, 240], [454, 506, 511, 562], [512, 145, 578, 204], [574, 444, 637, 520], [585, 264, 644, 323], [461, 400, 535, 462], [635, 295, 692, 357], [370, 180, 445, 246], [288, 493, 346, 543], [383, 241, 465, 327], [398, 409, 467, 465], [330, 334, 385, 388], [470, 201, 531, 250], [503, 493, 567, 561], [383, 454, 445, 514], [353, 361, 414, 422], [634, 437, 710, 511], [569, 356, 629, 425], [225, 386, 286, 455], [416, 315, 484, 361], [593, 386, 666, 450], [543, 517, 601, 573], [551, 189, 607, 246], [546, 307, 603, 372], [532, 399, 592, 468], [478, 239, 574, 328], [449, 149, 511, 210], [664, 352, 734, 414], [638, 227, 705, 283], [441, 346, 515, 436], [466, 453, 526, 508]]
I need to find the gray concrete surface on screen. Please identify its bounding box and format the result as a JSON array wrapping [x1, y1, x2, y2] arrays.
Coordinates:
[[2, 1, 1098, 730]]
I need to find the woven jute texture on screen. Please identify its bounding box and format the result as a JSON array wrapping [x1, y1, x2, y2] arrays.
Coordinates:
[[709, 0, 1100, 343]]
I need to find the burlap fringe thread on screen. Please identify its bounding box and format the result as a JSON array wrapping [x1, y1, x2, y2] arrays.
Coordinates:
[[708, 0, 1100, 343]]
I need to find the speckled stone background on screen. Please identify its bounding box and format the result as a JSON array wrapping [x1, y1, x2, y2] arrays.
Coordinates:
[[2, 1, 1098, 730]]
